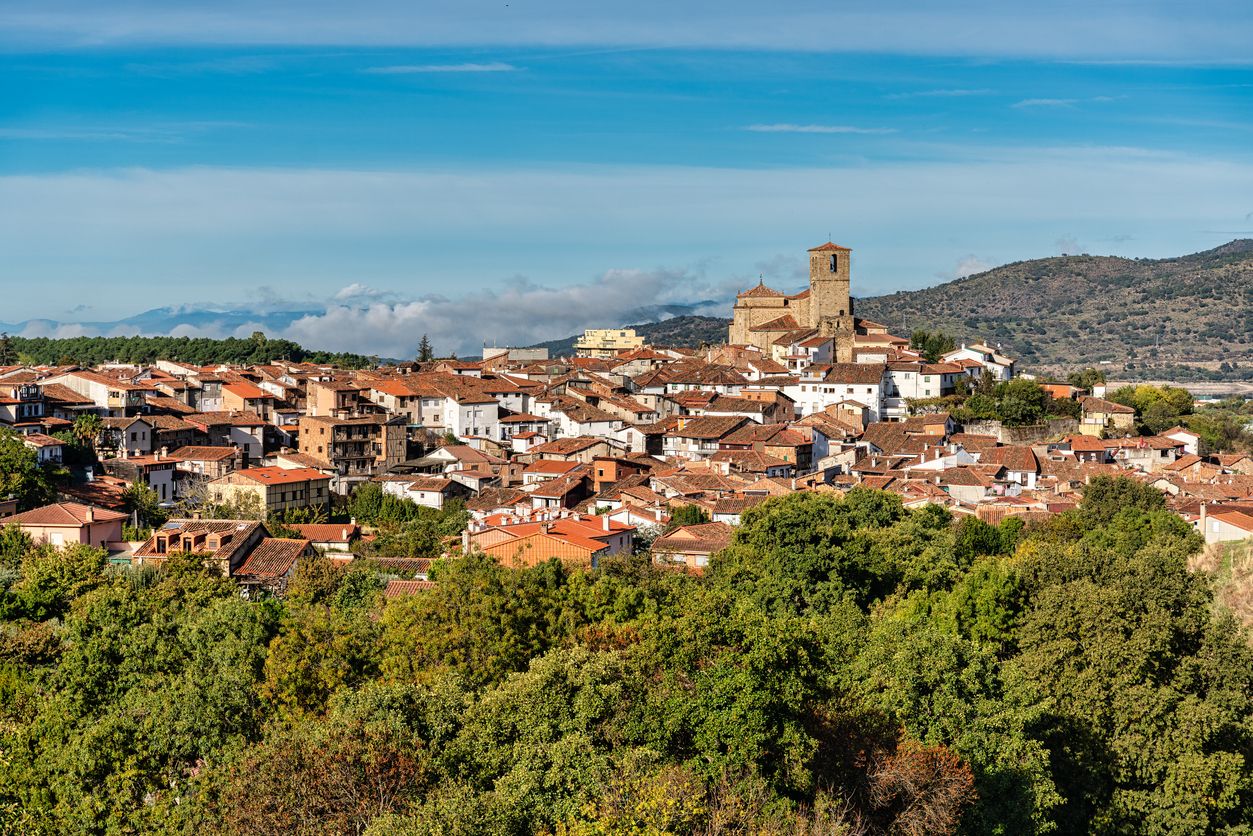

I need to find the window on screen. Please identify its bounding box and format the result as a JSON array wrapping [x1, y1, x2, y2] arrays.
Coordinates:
[[829, 254, 838, 272]]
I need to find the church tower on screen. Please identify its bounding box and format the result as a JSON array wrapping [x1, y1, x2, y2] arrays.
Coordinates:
[[807, 242, 855, 362]]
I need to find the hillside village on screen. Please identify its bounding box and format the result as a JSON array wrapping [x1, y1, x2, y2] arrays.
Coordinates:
[[1, 242, 1249, 596]]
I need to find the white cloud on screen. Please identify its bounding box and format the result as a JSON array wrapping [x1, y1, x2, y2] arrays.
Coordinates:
[[744, 123, 896, 134], [2, 1, 1251, 63], [280, 268, 714, 358], [939, 255, 992, 280], [362, 62, 518, 74], [887, 88, 993, 99], [1012, 98, 1080, 108]]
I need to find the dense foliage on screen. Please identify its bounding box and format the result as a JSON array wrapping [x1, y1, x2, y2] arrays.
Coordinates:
[[5, 333, 375, 369], [0, 481, 1249, 834], [952, 379, 1079, 426]]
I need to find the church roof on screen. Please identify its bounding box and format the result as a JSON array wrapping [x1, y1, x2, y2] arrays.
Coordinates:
[[808, 242, 852, 252], [737, 282, 784, 298], [750, 315, 801, 331], [786, 288, 811, 300]]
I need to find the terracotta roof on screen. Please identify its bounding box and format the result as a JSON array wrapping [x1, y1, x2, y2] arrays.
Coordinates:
[[234, 538, 309, 582], [653, 521, 734, 555], [230, 466, 330, 485], [669, 415, 748, 440], [737, 282, 785, 298], [22, 432, 63, 448], [384, 579, 437, 598], [823, 363, 887, 385], [290, 523, 360, 543], [170, 445, 238, 462], [187, 411, 267, 427], [1080, 396, 1136, 415], [808, 241, 852, 251], [7, 501, 127, 527]]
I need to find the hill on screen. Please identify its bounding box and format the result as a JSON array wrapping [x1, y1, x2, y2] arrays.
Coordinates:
[[857, 240, 1252, 380], [530, 315, 732, 355], [535, 242, 1251, 380]]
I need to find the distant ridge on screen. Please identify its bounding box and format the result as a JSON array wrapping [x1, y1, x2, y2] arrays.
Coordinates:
[[856, 239, 1252, 379]]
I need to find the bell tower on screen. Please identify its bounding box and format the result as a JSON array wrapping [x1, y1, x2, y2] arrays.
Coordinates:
[[808, 242, 854, 362]]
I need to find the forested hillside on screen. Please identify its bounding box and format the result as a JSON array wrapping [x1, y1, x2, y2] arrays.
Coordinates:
[[857, 240, 1253, 379], [0, 333, 375, 369], [1, 480, 1249, 834]]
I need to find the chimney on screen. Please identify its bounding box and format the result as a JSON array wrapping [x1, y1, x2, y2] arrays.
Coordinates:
[[159, 445, 168, 460], [84, 506, 95, 523], [541, 522, 552, 534], [602, 514, 611, 531], [341, 528, 349, 540], [654, 507, 664, 522]]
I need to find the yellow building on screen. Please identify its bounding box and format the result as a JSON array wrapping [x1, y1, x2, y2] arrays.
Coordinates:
[[574, 328, 645, 358], [208, 466, 332, 516], [729, 242, 856, 362]]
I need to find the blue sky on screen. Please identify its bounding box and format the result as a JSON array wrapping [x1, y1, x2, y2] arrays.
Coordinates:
[[1, 1, 1251, 356]]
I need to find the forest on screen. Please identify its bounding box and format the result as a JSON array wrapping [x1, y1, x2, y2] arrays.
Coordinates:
[[0, 477, 1250, 835], [0, 332, 375, 369]]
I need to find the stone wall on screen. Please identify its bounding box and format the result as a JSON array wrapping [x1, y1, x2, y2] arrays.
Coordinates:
[[959, 417, 1078, 445]]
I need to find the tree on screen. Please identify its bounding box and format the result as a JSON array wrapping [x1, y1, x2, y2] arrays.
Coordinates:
[[71, 413, 102, 448], [0, 332, 16, 365], [910, 330, 957, 363], [123, 481, 168, 531], [0, 428, 54, 510], [417, 334, 434, 363], [665, 503, 709, 529], [1066, 367, 1105, 391]]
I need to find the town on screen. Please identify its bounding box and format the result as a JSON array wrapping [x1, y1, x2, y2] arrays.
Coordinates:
[[2, 242, 1249, 596]]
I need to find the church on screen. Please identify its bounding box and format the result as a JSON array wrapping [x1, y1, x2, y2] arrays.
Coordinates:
[[728, 242, 858, 361]]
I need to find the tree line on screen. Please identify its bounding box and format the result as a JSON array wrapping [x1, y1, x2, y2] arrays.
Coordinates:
[[0, 477, 1249, 834], [0, 332, 375, 369]]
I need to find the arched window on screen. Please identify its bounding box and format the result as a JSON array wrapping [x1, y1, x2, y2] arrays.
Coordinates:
[[829, 254, 838, 273]]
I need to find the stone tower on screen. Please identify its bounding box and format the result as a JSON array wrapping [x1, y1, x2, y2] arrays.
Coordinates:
[[808, 242, 855, 362]]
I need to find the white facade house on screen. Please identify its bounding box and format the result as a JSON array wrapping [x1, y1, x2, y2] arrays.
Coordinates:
[[942, 343, 1015, 381]]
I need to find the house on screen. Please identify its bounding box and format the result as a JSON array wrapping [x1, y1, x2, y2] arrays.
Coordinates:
[[941, 343, 1015, 381], [233, 538, 316, 597], [0, 382, 48, 430], [393, 476, 472, 510], [527, 436, 615, 464], [222, 380, 277, 421], [1198, 503, 1253, 545], [882, 363, 962, 420], [132, 519, 268, 574], [40, 370, 148, 416], [1161, 426, 1202, 456], [466, 513, 635, 568], [101, 416, 155, 456], [103, 450, 179, 504], [186, 411, 267, 460], [297, 414, 408, 490], [290, 523, 361, 555], [170, 445, 240, 479], [5, 502, 127, 550], [786, 363, 887, 421], [208, 466, 333, 516], [1078, 397, 1136, 436], [662, 416, 750, 461], [652, 521, 735, 571], [21, 432, 64, 464]]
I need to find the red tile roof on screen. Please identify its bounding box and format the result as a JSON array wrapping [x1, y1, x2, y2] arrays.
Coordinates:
[[7, 501, 127, 526]]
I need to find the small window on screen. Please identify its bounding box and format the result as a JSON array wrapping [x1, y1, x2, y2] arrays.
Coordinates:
[[829, 254, 838, 273]]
